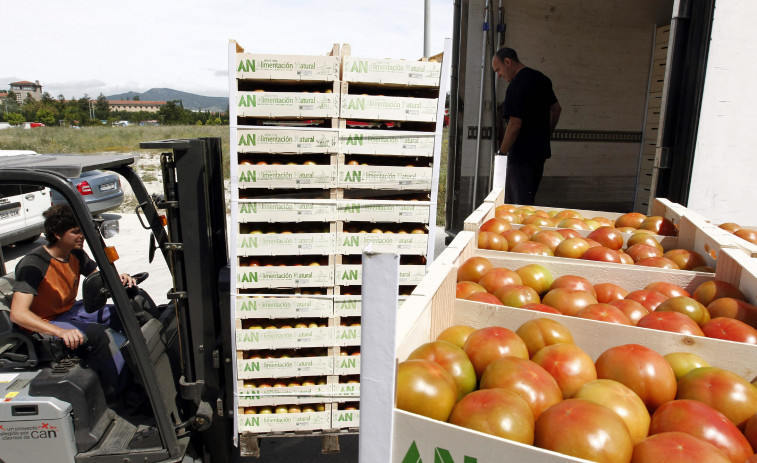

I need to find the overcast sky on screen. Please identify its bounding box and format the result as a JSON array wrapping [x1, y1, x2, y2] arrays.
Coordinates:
[[3, 0, 452, 99]]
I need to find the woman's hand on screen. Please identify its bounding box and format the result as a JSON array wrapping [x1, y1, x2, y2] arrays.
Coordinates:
[[120, 273, 137, 287]]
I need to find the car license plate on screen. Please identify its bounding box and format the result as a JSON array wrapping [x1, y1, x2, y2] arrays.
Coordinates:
[[99, 182, 116, 192], [0, 209, 20, 219]]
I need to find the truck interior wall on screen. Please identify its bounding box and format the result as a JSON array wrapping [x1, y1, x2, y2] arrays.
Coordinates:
[[688, 0, 757, 226], [498, 0, 673, 211]]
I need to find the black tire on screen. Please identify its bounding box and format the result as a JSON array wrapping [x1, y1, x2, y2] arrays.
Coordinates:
[[15, 234, 41, 246]]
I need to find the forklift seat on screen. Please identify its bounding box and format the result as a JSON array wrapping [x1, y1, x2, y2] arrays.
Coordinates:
[[0, 273, 42, 368]]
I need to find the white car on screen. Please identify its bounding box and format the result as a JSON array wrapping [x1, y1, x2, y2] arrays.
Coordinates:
[[0, 151, 51, 246]]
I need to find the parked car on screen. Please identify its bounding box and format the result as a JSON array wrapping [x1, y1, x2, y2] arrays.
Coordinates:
[[50, 169, 124, 215]]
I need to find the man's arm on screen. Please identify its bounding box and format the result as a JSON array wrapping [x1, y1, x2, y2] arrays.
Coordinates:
[[549, 102, 562, 133], [10, 292, 85, 349], [499, 116, 522, 155]]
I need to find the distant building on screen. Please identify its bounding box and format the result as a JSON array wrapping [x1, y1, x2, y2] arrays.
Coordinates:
[[10, 80, 43, 102], [108, 100, 167, 113]]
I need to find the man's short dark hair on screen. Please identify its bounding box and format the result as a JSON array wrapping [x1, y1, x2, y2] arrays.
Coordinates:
[[43, 204, 79, 245], [495, 47, 519, 63]]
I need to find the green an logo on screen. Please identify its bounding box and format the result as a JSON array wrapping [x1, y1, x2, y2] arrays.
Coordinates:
[[346, 98, 366, 110], [239, 94, 257, 107], [241, 236, 258, 248], [341, 269, 359, 280], [239, 133, 256, 146], [239, 272, 258, 283], [350, 60, 369, 73], [239, 171, 257, 183], [238, 59, 256, 72], [343, 171, 361, 182], [345, 134, 364, 145], [401, 441, 478, 463], [337, 412, 353, 421], [239, 299, 258, 311], [243, 416, 260, 427], [243, 361, 260, 372], [342, 236, 360, 246], [239, 203, 258, 214]]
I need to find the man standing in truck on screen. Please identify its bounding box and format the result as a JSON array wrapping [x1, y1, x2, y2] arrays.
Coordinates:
[[492, 47, 561, 204]]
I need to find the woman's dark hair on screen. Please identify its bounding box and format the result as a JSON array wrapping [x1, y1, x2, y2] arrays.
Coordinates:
[[43, 204, 79, 245], [495, 47, 520, 63]]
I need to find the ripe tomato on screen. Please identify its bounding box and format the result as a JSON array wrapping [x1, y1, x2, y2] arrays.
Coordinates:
[[396, 359, 458, 421], [581, 246, 622, 263], [595, 344, 677, 410], [718, 222, 741, 233], [701, 317, 757, 344], [636, 256, 680, 270], [706, 297, 757, 328], [523, 214, 555, 227], [626, 233, 665, 252], [535, 398, 633, 463], [692, 280, 746, 306], [501, 228, 529, 249], [407, 341, 477, 398], [521, 303, 562, 315], [492, 284, 540, 308], [626, 289, 668, 311], [556, 228, 582, 239], [676, 367, 757, 428], [588, 226, 624, 250], [626, 243, 663, 263], [610, 299, 650, 325], [554, 237, 591, 259], [532, 343, 597, 398], [448, 388, 535, 444], [464, 291, 503, 305], [455, 281, 487, 299], [594, 282, 629, 303], [644, 281, 690, 299], [663, 352, 710, 381], [636, 311, 705, 336], [515, 263, 554, 296], [457, 256, 492, 283], [649, 399, 754, 463], [519, 224, 543, 238], [574, 379, 651, 445], [477, 231, 508, 251], [477, 267, 522, 293], [479, 357, 562, 420], [655, 296, 710, 326], [663, 249, 707, 271], [550, 275, 597, 297], [463, 326, 529, 379], [556, 218, 591, 230], [542, 288, 598, 316], [480, 217, 511, 235], [631, 432, 731, 463], [494, 210, 518, 224], [515, 317, 575, 358], [617, 250, 635, 265], [744, 413, 757, 452], [436, 325, 476, 349], [640, 216, 677, 236], [530, 230, 565, 251], [511, 241, 554, 256], [576, 303, 633, 325], [734, 228, 757, 245], [615, 212, 647, 229], [554, 209, 583, 220]]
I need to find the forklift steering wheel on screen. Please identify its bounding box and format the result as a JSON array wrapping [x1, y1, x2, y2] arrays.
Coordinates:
[[129, 272, 149, 285]]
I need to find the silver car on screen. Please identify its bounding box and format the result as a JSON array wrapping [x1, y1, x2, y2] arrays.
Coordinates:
[[51, 169, 124, 215]]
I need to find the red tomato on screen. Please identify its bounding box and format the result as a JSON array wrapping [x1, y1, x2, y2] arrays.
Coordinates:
[[480, 217, 511, 235], [494, 209, 518, 224], [636, 311, 705, 336], [581, 246, 622, 263], [595, 344, 677, 410], [554, 209, 583, 220], [396, 359, 458, 421], [519, 224, 543, 238], [435, 325, 476, 349], [463, 326, 529, 380], [457, 256, 492, 283], [718, 222, 741, 233], [701, 317, 757, 344], [640, 216, 677, 236], [550, 275, 596, 297], [655, 296, 711, 326], [615, 212, 647, 229], [477, 267, 522, 293], [594, 282, 629, 303], [407, 341, 477, 398], [626, 232, 665, 252], [511, 241, 554, 256], [523, 214, 556, 227], [575, 379, 651, 445], [532, 343, 597, 398], [706, 297, 757, 328], [577, 303, 632, 325], [626, 289, 668, 311], [515, 317, 575, 358], [542, 288, 598, 316], [734, 228, 757, 245], [626, 243, 663, 263], [521, 303, 562, 315], [693, 280, 746, 306], [448, 388, 535, 444], [463, 292, 503, 305], [587, 226, 624, 250], [631, 432, 731, 463], [535, 398, 633, 463], [556, 228, 582, 239], [617, 250, 635, 265], [479, 357, 562, 420], [676, 367, 757, 428], [644, 281, 690, 299], [663, 249, 707, 271], [501, 228, 529, 249], [495, 204, 517, 214], [492, 284, 540, 308], [515, 264, 554, 296], [649, 399, 754, 463], [556, 218, 591, 230], [530, 230, 565, 251], [455, 281, 487, 299], [554, 237, 591, 259], [478, 231, 508, 251], [610, 299, 650, 325], [636, 256, 680, 270], [744, 413, 757, 452]]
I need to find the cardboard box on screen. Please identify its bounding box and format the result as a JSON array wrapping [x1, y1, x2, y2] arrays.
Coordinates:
[[237, 356, 334, 379], [237, 233, 335, 256], [237, 265, 334, 289], [237, 91, 339, 118], [236, 326, 334, 350], [335, 264, 426, 286], [338, 165, 433, 190], [238, 411, 331, 433], [237, 200, 336, 223], [236, 128, 339, 154], [337, 233, 428, 255], [238, 164, 336, 189], [342, 56, 441, 87], [238, 383, 333, 406], [236, 53, 339, 81], [337, 200, 431, 224], [339, 129, 435, 157], [340, 94, 437, 122], [235, 296, 334, 319]]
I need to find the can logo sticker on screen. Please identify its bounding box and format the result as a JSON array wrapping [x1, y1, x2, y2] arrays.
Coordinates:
[[0, 423, 60, 441]]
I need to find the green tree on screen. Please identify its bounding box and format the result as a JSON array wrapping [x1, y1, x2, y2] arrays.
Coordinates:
[[35, 108, 56, 125], [133, 95, 140, 101], [158, 100, 188, 125], [6, 113, 25, 126], [95, 93, 110, 120]]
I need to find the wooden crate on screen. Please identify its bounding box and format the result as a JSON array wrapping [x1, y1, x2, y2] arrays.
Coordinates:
[[341, 44, 441, 88], [236, 127, 339, 154], [339, 129, 435, 157], [235, 44, 340, 82]]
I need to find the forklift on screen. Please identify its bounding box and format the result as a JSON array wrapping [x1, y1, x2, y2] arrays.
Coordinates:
[[0, 138, 235, 463]]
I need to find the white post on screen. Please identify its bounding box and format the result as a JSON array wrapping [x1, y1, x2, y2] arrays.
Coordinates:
[[424, 0, 432, 58], [358, 245, 400, 463]]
